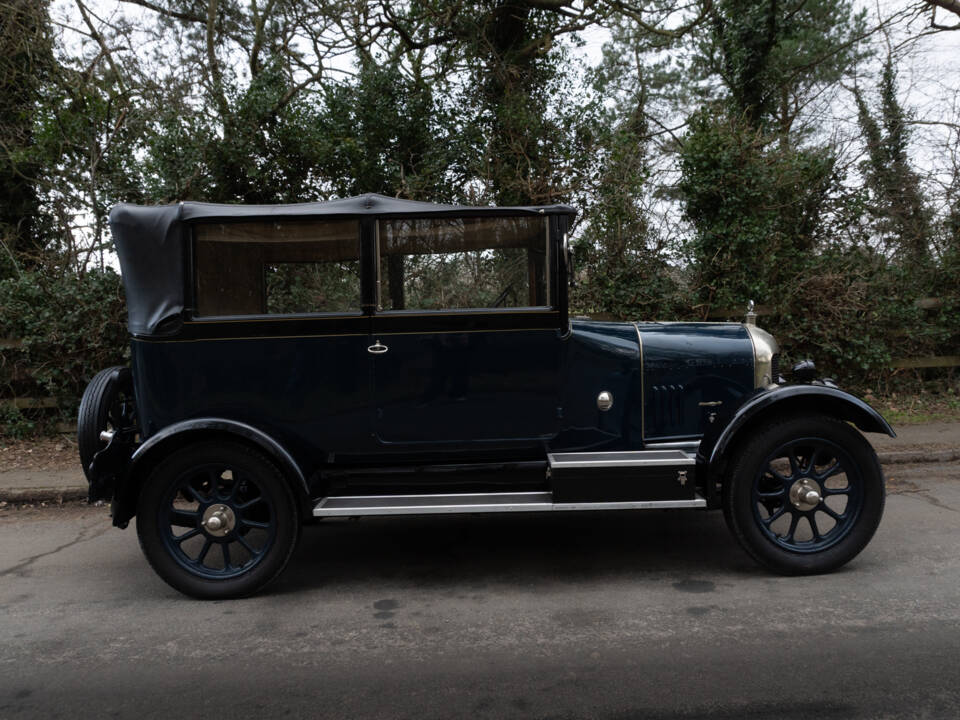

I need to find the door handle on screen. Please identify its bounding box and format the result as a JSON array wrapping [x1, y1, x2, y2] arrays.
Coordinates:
[[367, 341, 388, 355]]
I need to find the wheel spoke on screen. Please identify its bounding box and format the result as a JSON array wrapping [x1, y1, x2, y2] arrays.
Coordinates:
[[241, 519, 270, 530], [208, 468, 222, 499], [784, 512, 800, 542], [823, 486, 850, 496], [176, 528, 201, 543], [816, 461, 843, 480], [757, 488, 786, 499], [182, 484, 205, 503], [169, 509, 199, 528], [236, 533, 257, 556], [222, 543, 232, 570], [761, 505, 787, 525], [196, 538, 212, 565], [227, 472, 241, 501], [236, 496, 262, 511], [767, 463, 790, 483], [787, 452, 799, 478], [808, 515, 821, 541], [820, 504, 844, 521]]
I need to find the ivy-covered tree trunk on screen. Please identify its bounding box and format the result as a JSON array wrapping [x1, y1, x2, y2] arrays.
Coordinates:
[[0, 0, 53, 273], [853, 57, 933, 265]]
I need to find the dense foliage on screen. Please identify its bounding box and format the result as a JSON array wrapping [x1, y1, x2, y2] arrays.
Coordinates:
[[1, 0, 959, 431]]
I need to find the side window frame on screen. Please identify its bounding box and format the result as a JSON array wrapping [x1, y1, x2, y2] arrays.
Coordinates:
[[371, 213, 561, 317], [187, 218, 367, 321]]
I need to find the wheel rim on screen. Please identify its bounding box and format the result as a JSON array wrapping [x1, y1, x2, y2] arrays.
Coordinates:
[[158, 463, 276, 579], [101, 386, 136, 447], [751, 437, 863, 553]]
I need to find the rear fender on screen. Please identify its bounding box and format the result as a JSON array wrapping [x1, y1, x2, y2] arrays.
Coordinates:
[[112, 418, 309, 528]]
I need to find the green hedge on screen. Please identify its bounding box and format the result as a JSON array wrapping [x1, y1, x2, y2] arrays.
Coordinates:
[[0, 268, 128, 431]]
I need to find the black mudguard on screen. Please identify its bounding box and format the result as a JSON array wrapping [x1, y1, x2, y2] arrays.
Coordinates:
[[697, 383, 895, 507]]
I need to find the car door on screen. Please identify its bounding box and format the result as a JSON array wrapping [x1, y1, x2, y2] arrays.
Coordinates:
[[176, 216, 376, 456], [370, 214, 563, 453]]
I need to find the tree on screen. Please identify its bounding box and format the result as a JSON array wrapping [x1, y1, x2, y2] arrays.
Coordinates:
[[852, 55, 933, 264], [0, 0, 54, 273], [676, 0, 868, 312]]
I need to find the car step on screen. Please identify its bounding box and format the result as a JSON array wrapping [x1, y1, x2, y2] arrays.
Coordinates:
[[548, 449, 698, 503], [312, 491, 705, 517]]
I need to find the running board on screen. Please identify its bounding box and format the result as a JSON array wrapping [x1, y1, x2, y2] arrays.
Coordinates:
[[548, 449, 697, 503], [313, 491, 705, 517]]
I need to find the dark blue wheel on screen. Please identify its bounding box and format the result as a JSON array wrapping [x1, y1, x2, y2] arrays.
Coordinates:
[[137, 442, 299, 598], [724, 415, 884, 575], [158, 462, 278, 579], [751, 438, 864, 553]]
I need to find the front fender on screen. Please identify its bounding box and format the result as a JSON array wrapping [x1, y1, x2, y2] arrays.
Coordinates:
[[698, 384, 895, 503]]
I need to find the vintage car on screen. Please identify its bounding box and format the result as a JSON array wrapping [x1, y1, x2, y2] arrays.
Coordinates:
[[79, 194, 893, 598]]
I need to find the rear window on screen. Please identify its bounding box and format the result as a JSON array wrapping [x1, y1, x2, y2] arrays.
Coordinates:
[[193, 219, 361, 317]]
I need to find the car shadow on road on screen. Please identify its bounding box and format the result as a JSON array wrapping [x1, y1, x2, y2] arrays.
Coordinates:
[[274, 509, 762, 594]]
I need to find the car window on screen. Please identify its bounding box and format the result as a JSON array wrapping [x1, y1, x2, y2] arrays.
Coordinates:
[[377, 216, 549, 311], [193, 219, 361, 316]]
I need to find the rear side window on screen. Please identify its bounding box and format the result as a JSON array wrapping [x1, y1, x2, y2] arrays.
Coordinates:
[[193, 219, 361, 317], [377, 216, 549, 311]]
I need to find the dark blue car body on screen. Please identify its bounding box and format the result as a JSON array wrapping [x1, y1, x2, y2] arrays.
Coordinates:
[[129, 318, 755, 476]]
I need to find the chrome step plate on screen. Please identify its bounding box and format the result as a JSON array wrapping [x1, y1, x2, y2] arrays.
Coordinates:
[[312, 491, 705, 517], [547, 449, 696, 469]]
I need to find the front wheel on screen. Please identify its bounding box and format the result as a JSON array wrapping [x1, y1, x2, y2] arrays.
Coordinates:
[[723, 415, 885, 575], [136, 442, 299, 599]]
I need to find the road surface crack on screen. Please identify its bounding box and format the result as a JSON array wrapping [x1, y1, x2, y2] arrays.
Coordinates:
[[895, 487, 958, 513], [0, 522, 110, 577]]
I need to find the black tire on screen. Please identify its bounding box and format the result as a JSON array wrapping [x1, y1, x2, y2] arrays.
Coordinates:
[[136, 441, 300, 599], [77, 366, 135, 480], [722, 414, 885, 575]]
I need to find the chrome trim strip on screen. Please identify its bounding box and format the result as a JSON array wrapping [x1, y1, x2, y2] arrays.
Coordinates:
[[744, 323, 779, 388], [644, 440, 701, 451], [316, 492, 553, 516], [132, 326, 554, 343], [313, 491, 706, 517], [553, 498, 706, 511], [634, 323, 645, 440], [548, 450, 695, 468]]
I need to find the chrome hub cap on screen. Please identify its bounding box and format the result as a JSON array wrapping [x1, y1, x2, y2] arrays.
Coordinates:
[[201, 504, 236, 537], [789, 478, 822, 512]]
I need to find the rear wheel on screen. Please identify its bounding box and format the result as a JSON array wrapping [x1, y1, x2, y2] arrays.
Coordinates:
[[723, 415, 885, 575], [136, 442, 299, 599]]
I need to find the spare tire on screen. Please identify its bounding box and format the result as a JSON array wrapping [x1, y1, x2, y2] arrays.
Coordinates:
[[78, 366, 136, 480]]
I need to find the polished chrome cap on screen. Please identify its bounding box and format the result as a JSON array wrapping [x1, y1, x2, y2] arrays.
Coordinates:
[[789, 479, 822, 512], [597, 391, 613, 412], [201, 504, 236, 537]]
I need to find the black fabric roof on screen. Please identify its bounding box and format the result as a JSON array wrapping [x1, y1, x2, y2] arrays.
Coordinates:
[[109, 194, 575, 336], [116, 193, 576, 225]]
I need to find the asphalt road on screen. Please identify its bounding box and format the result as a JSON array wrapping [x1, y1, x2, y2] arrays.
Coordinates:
[[1, 462, 958, 719]]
